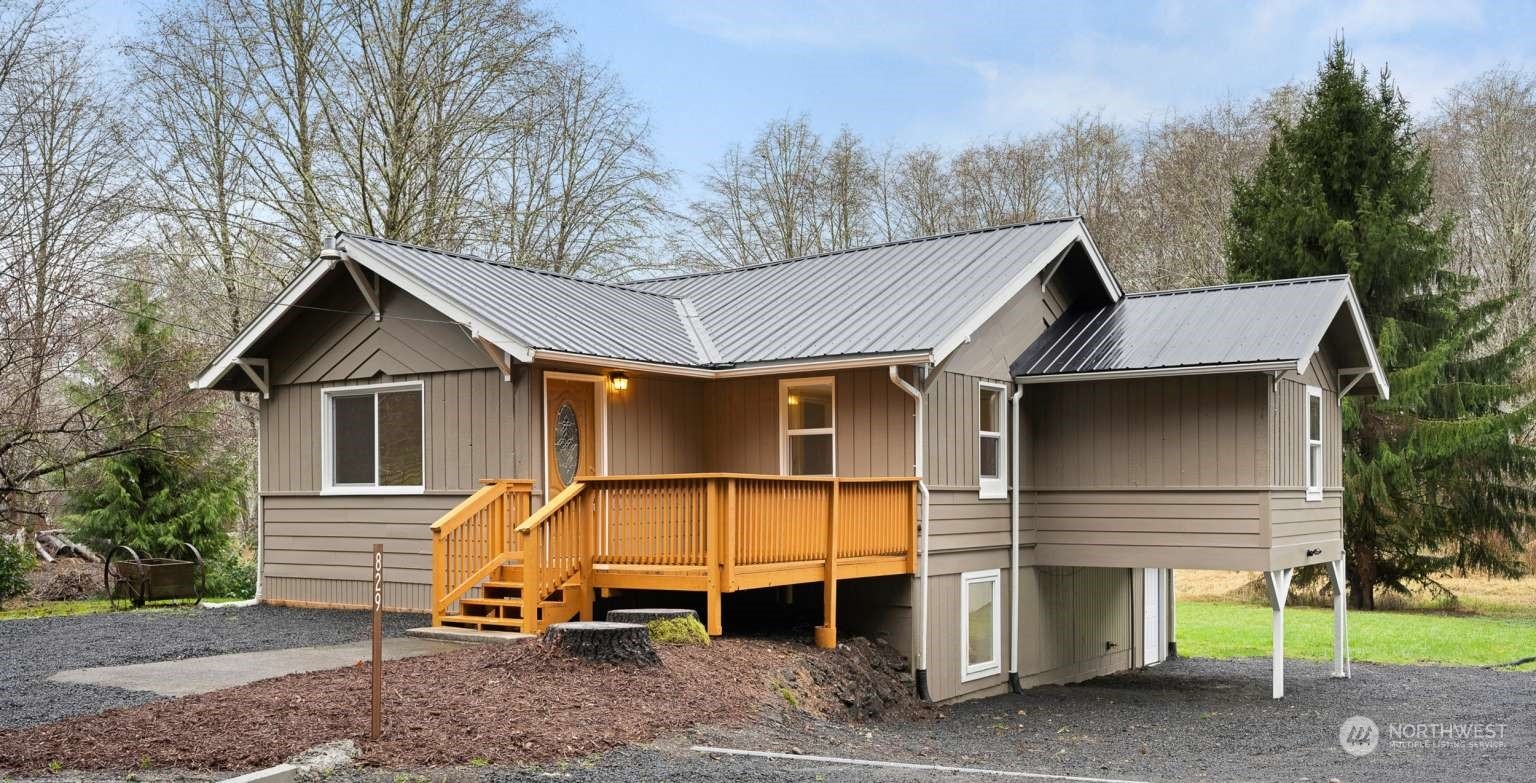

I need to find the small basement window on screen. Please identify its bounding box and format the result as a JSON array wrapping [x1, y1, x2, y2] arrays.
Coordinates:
[[323, 381, 424, 494], [781, 377, 835, 476], [960, 568, 1002, 681], [1306, 385, 1323, 501], [978, 382, 1006, 498]]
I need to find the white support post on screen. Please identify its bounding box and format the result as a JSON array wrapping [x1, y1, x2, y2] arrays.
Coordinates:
[[1264, 567, 1295, 699], [1326, 557, 1351, 678]]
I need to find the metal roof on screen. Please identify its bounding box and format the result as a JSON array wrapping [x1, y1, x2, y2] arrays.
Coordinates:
[[627, 218, 1090, 364], [337, 233, 704, 365], [1010, 275, 1377, 386]]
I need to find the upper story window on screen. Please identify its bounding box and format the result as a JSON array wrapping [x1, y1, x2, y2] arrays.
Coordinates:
[[781, 377, 835, 476], [1306, 385, 1323, 501], [978, 382, 1007, 498], [323, 381, 424, 494]]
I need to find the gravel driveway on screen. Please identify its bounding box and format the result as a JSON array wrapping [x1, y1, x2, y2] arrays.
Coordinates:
[[335, 657, 1534, 783], [0, 605, 425, 730]]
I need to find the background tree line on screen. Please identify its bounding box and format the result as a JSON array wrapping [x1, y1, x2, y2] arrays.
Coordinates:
[[2, 0, 1534, 602]]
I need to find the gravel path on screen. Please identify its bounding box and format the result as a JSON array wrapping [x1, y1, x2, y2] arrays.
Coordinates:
[[0, 605, 425, 730], [330, 657, 1534, 783]]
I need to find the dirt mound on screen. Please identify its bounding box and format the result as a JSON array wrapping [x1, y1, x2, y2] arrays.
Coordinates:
[[26, 559, 102, 601], [772, 637, 925, 721], [0, 636, 921, 774]]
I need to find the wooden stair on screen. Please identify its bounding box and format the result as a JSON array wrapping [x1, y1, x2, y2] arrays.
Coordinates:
[[437, 564, 584, 632]]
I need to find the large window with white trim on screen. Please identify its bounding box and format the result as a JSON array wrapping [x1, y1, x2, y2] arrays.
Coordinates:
[[780, 377, 835, 476], [978, 382, 1007, 498], [960, 569, 1002, 681], [323, 382, 424, 493], [1305, 385, 1323, 501]]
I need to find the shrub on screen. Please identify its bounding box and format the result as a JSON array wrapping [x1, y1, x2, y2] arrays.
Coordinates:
[[0, 539, 36, 608], [204, 548, 256, 599], [645, 615, 709, 645]]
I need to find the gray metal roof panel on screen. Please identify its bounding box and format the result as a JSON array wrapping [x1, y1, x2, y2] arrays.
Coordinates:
[[630, 219, 1078, 363], [338, 233, 703, 366], [1012, 276, 1351, 377]]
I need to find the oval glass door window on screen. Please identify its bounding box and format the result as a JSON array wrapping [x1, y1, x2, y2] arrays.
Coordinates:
[[554, 402, 580, 484]]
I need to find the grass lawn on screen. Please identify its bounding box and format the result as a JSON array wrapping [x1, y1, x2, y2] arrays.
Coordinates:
[[0, 598, 242, 621], [1178, 599, 1536, 670]]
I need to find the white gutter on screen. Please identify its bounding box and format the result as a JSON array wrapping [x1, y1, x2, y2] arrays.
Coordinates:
[[888, 364, 931, 700], [1008, 383, 1023, 691], [1015, 360, 1298, 385]]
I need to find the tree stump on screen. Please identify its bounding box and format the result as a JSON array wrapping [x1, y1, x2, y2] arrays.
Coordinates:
[[605, 607, 698, 625], [542, 621, 659, 665]]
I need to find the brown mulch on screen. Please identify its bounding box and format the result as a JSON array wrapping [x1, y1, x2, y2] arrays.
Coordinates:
[[0, 636, 921, 774]]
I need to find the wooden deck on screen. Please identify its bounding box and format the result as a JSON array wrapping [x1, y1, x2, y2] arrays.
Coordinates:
[[429, 473, 918, 646]]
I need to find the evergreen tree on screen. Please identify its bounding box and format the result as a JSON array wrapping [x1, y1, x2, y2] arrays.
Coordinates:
[[63, 286, 245, 562], [1227, 40, 1536, 608]]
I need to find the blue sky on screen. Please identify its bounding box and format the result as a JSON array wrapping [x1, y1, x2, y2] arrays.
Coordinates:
[[83, 0, 1534, 190]]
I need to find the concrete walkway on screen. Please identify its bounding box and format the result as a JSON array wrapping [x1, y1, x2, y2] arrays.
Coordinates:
[[49, 637, 458, 697]]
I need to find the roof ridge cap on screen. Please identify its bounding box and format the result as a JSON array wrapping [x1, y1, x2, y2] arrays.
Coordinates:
[[1125, 274, 1349, 298], [337, 231, 682, 301], [627, 215, 1083, 286]]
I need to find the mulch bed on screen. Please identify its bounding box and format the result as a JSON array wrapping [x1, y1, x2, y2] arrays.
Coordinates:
[[0, 636, 921, 774]]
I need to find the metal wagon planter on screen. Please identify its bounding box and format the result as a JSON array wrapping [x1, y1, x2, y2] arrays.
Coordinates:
[[103, 543, 205, 609]]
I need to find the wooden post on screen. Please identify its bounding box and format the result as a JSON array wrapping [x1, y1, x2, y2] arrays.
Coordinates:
[[704, 478, 722, 636], [814, 481, 839, 649], [579, 492, 596, 621], [430, 528, 445, 627], [370, 543, 383, 740], [522, 527, 541, 633], [722, 478, 737, 593]]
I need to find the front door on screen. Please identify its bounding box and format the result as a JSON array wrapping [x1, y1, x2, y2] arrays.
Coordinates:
[[546, 378, 598, 494]]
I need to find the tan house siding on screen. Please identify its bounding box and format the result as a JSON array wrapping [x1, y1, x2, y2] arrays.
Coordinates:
[[260, 367, 529, 494], [1268, 488, 1345, 568], [1013, 566, 1133, 692], [1034, 489, 1273, 570], [604, 373, 709, 476], [261, 494, 463, 611], [1273, 352, 1343, 489], [703, 368, 916, 477], [1028, 374, 1271, 489]]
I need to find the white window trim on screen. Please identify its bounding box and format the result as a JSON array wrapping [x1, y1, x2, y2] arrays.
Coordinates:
[[978, 381, 1008, 499], [1305, 384, 1323, 502], [778, 376, 836, 476], [960, 568, 1002, 681], [320, 380, 425, 496]]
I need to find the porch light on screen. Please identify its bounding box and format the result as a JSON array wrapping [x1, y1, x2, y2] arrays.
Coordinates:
[[609, 372, 629, 391]]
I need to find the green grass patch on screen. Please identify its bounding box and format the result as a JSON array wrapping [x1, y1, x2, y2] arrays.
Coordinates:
[[0, 598, 241, 621], [1178, 599, 1536, 670]]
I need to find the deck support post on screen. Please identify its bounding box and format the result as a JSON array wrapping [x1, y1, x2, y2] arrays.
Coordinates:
[[1326, 557, 1350, 678], [814, 481, 840, 649], [1264, 567, 1295, 699], [705, 479, 723, 636]]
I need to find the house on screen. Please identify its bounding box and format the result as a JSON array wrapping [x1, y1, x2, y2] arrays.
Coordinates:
[[192, 216, 1387, 702]]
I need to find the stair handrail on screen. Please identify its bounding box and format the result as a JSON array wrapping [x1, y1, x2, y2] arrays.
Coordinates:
[[430, 479, 533, 623], [515, 481, 588, 631]]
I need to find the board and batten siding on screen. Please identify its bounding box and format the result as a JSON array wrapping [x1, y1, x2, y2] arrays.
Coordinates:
[[1272, 353, 1343, 489], [702, 367, 916, 477]]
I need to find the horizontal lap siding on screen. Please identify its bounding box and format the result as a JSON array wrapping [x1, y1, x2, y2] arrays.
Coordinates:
[[1034, 489, 1270, 570], [260, 494, 463, 611]]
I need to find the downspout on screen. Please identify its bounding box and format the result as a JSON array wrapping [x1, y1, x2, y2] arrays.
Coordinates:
[[889, 364, 931, 701], [1008, 384, 1023, 693]]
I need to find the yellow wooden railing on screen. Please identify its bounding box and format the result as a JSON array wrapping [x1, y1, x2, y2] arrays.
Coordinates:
[[430, 473, 918, 643], [429, 479, 533, 621]]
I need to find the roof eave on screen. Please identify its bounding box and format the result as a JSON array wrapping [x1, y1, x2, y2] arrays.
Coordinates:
[[1015, 360, 1299, 385]]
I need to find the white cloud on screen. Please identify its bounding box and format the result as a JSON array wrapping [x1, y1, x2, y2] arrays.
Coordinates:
[[657, 0, 935, 51]]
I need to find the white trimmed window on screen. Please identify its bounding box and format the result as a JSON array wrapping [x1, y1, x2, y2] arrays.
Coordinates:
[[960, 568, 1002, 681], [322, 381, 424, 494], [1306, 385, 1323, 501], [978, 382, 1007, 498], [780, 377, 835, 476]]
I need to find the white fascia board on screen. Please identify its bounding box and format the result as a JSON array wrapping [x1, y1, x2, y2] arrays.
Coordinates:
[[930, 220, 1121, 367], [190, 257, 332, 390], [1015, 360, 1298, 385]]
